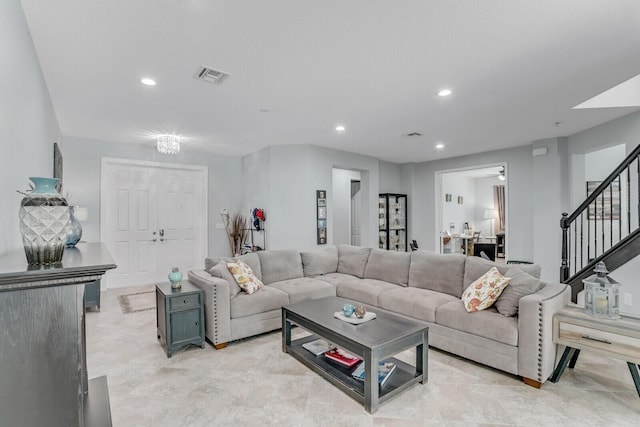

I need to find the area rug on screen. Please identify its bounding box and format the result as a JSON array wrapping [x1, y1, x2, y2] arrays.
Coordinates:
[[118, 290, 156, 314]]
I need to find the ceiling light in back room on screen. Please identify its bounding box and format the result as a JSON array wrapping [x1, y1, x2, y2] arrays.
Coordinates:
[[438, 89, 452, 97], [141, 78, 156, 86], [336, 125, 345, 131], [157, 135, 180, 154], [435, 143, 445, 149]]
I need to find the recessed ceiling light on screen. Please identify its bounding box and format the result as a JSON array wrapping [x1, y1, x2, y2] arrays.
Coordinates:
[[336, 125, 346, 132], [435, 143, 445, 149], [141, 78, 156, 86], [438, 89, 452, 97]]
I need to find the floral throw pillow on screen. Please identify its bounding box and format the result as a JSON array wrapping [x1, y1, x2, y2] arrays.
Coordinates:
[[462, 267, 511, 313], [227, 260, 264, 295]]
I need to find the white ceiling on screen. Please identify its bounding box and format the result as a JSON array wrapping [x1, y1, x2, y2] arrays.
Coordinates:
[[21, 0, 640, 163]]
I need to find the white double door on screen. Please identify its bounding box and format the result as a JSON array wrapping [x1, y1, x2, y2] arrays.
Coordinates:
[[101, 158, 208, 288]]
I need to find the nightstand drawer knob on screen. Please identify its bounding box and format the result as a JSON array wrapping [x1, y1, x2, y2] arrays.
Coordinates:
[[183, 299, 188, 304], [195, 322, 199, 326], [581, 335, 612, 344]]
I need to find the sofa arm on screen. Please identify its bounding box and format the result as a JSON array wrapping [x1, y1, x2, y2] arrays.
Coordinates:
[[188, 270, 232, 346], [518, 282, 570, 385]]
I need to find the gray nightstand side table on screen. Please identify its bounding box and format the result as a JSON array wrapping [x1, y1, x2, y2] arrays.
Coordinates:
[[550, 305, 640, 397], [156, 281, 205, 358]]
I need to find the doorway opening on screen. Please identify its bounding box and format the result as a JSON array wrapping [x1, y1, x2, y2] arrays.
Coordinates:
[[332, 168, 364, 246], [351, 180, 361, 246], [435, 164, 508, 261]]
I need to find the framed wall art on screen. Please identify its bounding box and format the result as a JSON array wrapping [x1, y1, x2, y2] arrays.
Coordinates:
[[316, 190, 327, 244], [587, 181, 620, 220]]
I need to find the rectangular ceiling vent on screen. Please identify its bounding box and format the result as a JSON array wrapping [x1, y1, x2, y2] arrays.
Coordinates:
[[193, 66, 230, 85], [403, 132, 422, 139]]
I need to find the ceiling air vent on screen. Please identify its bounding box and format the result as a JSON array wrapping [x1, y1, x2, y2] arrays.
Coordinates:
[[193, 66, 231, 85], [403, 132, 422, 139]]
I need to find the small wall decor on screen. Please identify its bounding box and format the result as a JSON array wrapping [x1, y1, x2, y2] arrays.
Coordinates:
[[457, 196, 464, 205], [445, 193, 452, 202], [316, 190, 327, 244], [53, 142, 63, 192], [586, 181, 620, 220]]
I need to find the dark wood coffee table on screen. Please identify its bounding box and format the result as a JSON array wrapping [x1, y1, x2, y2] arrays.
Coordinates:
[[282, 296, 428, 413]]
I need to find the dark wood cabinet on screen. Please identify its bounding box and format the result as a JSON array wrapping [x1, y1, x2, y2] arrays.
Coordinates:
[[0, 243, 116, 427], [496, 232, 506, 258], [379, 193, 408, 251]]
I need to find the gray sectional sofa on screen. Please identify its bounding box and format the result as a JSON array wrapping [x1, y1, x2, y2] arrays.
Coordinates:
[[188, 245, 570, 387]]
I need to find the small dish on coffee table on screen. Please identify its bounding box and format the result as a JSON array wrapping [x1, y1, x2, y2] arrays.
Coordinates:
[[334, 311, 377, 324]]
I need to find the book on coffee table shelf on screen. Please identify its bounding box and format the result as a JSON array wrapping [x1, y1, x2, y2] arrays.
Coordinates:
[[302, 339, 335, 356], [323, 348, 361, 368], [351, 360, 396, 387]]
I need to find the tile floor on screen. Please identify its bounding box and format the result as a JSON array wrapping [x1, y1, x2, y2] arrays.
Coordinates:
[[86, 285, 640, 426]]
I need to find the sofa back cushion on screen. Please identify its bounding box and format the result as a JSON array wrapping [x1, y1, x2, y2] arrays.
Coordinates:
[[363, 249, 410, 286], [408, 251, 466, 297], [257, 250, 304, 285], [301, 246, 339, 277], [204, 252, 262, 281], [463, 256, 541, 287], [208, 261, 242, 299], [337, 245, 372, 278]]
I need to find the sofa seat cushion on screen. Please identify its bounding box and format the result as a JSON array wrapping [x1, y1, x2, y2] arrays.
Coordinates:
[[378, 287, 459, 323], [268, 277, 336, 304], [301, 246, 339, 277], [313, 272, 355, 289], [337, 245, 372, 278], [336, 278, 399, 306], [435, 300, 518, 346], [363, 249, 411, 286], [230, 286, 289, 319], [257, 250, 304, 285], [463, 256, 541, 288], [409, 251, 466, 297]]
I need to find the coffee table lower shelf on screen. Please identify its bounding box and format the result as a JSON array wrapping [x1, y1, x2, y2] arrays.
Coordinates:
[[287, 334, 423, 409]]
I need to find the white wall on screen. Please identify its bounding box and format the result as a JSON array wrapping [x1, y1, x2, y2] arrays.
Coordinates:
[[403, 145, 533, 265], [473, 176, 498, 238], [332, 169, 361, 245], [244, 144, 379, 251], [441, 174, 475, 234], [63, 136, 242, 258], [611, 254, 640, 317], [0, 0, 62, 255], [531, 138, 569, 283], [241, 147, 270, 251], [379, 161, 402, 193]]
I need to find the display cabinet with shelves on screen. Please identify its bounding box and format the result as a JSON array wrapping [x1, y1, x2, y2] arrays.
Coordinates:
[[379, 193, 407, 251]]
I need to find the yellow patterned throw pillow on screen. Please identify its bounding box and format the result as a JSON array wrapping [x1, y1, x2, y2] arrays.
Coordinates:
[[227, 260, 264, 295], [462, 267, 511, 313]]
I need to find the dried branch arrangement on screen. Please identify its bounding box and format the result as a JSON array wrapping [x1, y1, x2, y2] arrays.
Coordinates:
[[222, 212, 248, 256]]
